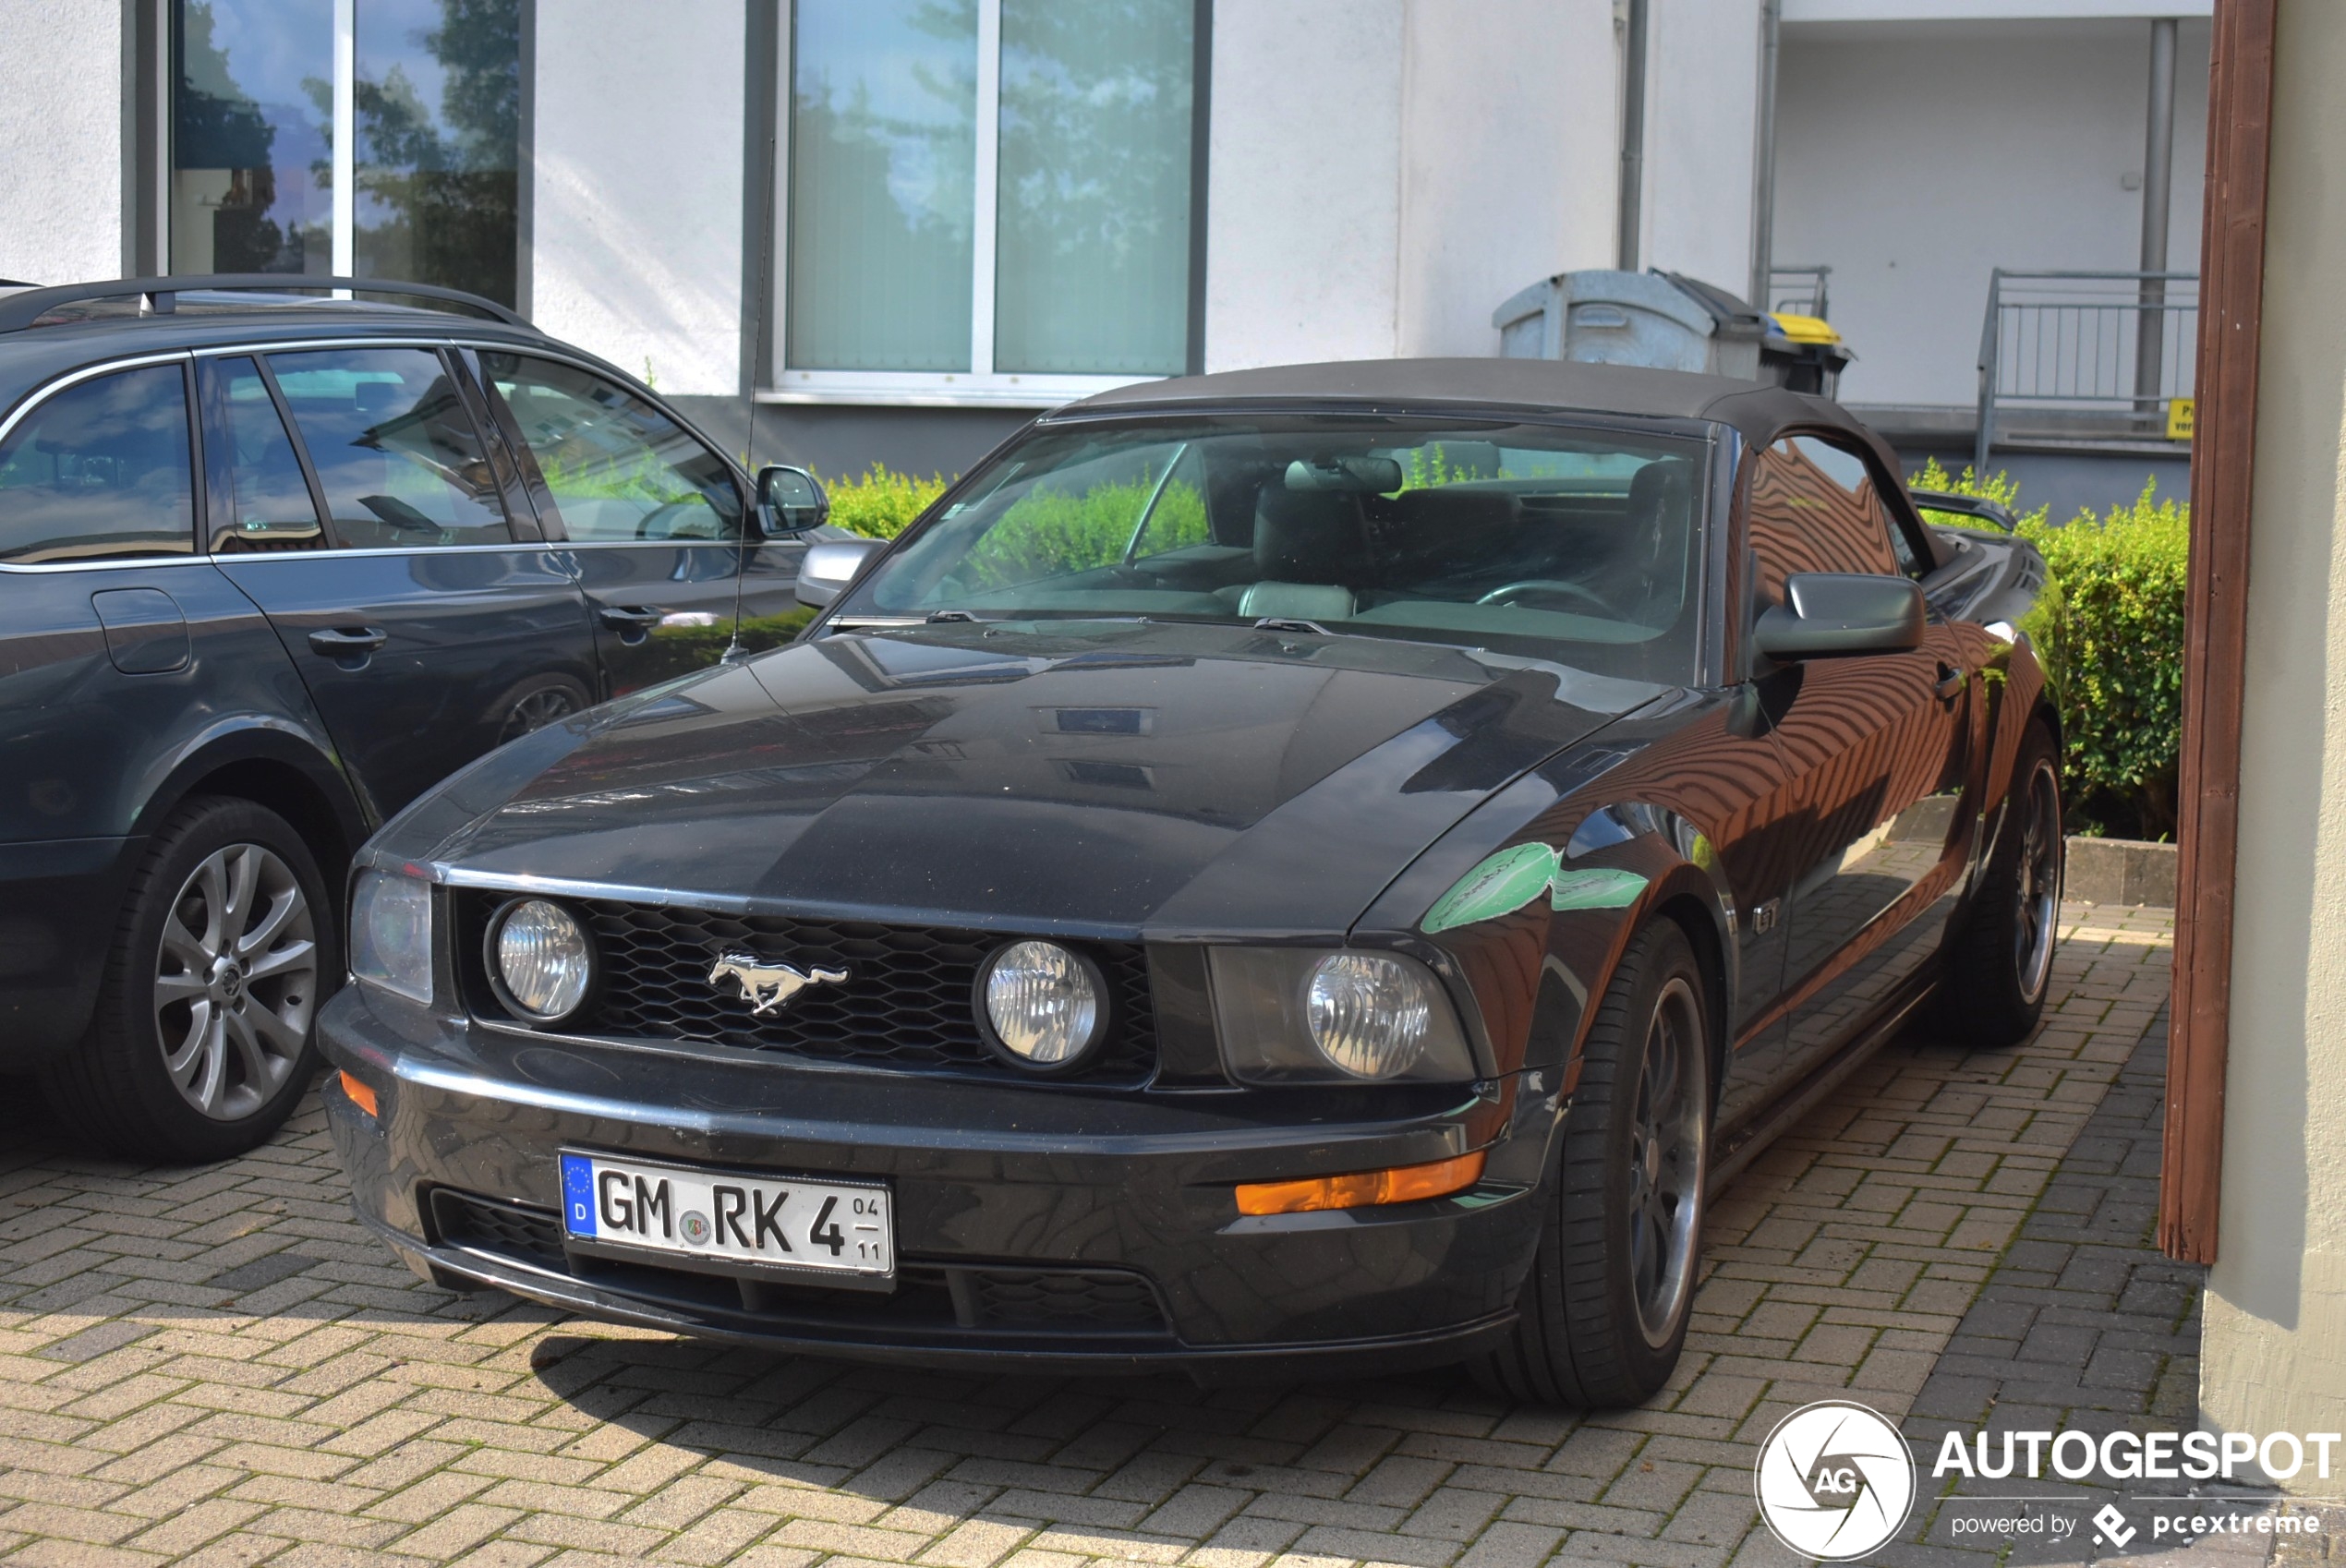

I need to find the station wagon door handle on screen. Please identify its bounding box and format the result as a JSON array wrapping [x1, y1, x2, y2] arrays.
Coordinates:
[[1934, 663, 1967, 701], [597, 605, 666, 630], [308, 626, 389, 656]]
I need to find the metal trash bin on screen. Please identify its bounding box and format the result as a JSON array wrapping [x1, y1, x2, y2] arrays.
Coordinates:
[[1494, 269, 1854, 396]]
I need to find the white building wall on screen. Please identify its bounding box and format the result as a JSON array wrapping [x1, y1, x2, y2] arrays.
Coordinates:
[[1772, 17, 2210, 408], [1206, 0, 1625, 371], [1642, 0, 1762, 294], [1203, 0, 1407, 370], [531, 0, 745, 397], [1394, 0, 1618, 358], [0, 0, 125, 283]]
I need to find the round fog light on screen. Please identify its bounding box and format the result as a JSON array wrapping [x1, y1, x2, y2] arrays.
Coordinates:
[[1305, 953, 1434, 1080], [490, 899, 594, 1023], [978, 940, 1107, 1068]]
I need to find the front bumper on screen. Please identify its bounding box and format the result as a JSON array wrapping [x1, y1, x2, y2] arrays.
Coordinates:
[[320, 984, 1560, 1376]]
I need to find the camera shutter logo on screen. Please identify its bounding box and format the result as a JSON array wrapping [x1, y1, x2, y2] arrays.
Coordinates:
[[1753, 1400, 1917, 1560]]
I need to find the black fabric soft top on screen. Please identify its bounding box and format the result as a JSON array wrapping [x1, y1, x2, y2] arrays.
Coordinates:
[[1058, 356, 1870, 455]]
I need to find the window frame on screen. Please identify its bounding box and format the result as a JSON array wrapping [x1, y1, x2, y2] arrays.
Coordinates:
[[0, 354, 207, 570], [764, 0, 1211, 410]]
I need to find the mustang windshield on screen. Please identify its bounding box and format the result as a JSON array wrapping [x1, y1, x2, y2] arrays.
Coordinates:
[[839, 416, 1710, 682]]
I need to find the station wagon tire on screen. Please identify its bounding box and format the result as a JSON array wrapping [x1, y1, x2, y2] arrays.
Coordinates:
[[1473, 920, 1711, 1407], [1930, 722, 2062, 1047], [40, 798, 335, 1163], [494, 673, 592, 743]]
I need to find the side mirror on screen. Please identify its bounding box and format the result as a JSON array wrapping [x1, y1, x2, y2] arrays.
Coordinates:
[[756, 464, 828, 537], [795, 536, 888, 609], [1754, 573, 1926, 661]]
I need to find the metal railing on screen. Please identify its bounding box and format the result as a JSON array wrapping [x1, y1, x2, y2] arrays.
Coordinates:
[[1767, 263, 1831, 320], [1974, 268, 2198, 474]]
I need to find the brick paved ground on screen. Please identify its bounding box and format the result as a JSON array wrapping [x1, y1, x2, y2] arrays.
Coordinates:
[[1899, 1007, 2215, 1564], [0, 902, 2192, 1568]]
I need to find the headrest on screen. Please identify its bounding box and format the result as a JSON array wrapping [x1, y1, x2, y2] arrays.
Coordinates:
[[1627, 458, 1692, 524], [1239, 582, 1357, 622], [1253, 486, 1362, 582]]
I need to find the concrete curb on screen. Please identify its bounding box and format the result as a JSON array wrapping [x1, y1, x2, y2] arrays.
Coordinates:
[[2066, 834, 2177, 906]]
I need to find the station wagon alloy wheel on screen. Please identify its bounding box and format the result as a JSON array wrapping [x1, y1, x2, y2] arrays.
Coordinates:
[[1628, 974, 1706, 1347], [154, 843, 319, 1120]]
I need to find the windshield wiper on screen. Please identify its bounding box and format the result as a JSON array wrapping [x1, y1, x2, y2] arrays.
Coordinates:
[[1252, 616, 1335, 636]]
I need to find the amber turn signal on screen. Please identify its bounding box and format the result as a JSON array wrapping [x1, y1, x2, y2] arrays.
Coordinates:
[[338, 1070, 379, 1118], [1235, 1150, 1486, 1216]]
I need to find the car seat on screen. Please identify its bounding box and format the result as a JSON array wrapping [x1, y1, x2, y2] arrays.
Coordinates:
[[1236, 486, 1365, 620]]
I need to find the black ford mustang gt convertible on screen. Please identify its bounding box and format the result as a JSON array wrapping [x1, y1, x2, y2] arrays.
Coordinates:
[[320, 358, 2060, 1406]]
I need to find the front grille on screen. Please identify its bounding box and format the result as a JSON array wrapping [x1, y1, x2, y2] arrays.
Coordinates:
[[424, 1187, 1170, 1339], [961, 1269, 1164, 1329], [430, 1188, 570, 1272], [470, 896, 1158, 1082]]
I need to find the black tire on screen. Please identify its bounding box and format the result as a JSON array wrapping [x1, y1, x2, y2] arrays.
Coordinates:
[[41, 797, 337, 1162], [1929, 721, 2062, 1047], [1473, 920, 1711, 1407]]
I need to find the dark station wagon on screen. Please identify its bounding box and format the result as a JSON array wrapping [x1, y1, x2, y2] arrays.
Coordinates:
[[0, 275, 830, 1160], [315, 356, 2062, 1404]]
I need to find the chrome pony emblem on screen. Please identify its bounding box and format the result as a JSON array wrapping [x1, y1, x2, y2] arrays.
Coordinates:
[[708, 953, 848, 1016]]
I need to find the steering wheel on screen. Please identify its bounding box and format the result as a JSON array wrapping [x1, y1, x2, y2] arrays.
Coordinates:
[[1476, 579, 1618, 617]]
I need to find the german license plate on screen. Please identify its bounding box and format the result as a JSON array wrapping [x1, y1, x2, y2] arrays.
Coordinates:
[[558, 1151, 893, 1280]]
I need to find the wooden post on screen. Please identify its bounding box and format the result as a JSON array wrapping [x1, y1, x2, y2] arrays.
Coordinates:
[[2160, 0, 2279, 1265]]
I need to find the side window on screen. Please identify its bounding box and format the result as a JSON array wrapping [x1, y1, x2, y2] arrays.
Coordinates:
[[1745, 434, 1899, 601], [478, 354, 743, 542], [0, 365, 197, 564], [207, 356, 326, 553], [267, 347, 512, 549]]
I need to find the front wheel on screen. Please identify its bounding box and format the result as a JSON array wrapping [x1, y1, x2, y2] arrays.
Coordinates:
[[1472, 920, 1711, 1407], [41, 797, 335, 1162]]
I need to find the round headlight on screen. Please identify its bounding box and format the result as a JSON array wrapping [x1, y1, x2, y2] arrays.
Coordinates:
[[1305, 953, 1434, 1080], [978, 940, 1107, 1069], [489, 899, 595, 1023]]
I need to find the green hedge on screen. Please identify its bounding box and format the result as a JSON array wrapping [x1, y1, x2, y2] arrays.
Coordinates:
[[823, 464, 950, 539], [1911, 459, 2188, 841]]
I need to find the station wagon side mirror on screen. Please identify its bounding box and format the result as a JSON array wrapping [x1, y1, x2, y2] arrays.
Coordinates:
[[756, 464, 828, 537], [795, 536, 889, 609], [1754, 573, 1926, 661]]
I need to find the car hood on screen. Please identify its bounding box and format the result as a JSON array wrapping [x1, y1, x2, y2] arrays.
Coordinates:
[[386, 621, 1666, 936]]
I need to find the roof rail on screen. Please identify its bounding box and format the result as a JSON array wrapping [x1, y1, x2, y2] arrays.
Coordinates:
[[0, 274, 531, 333]]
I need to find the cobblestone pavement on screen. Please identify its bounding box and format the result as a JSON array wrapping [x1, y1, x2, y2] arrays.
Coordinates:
[[1899, 1006, 2215, 1564], [0, 903, 2185, 1568]]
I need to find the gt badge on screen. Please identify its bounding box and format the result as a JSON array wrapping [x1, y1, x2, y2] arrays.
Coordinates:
[[708, 953, 848, 1015]]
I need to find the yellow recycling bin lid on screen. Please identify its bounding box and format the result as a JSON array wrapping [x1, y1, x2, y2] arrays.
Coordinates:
[[1769, 312, 1842, 345]]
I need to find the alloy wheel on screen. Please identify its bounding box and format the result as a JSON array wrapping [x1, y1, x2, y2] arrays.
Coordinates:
[[2013, 758, 2062, 1005], [1626, 975, 1707, 1346], [501, 685, 581, 742], [152, 843, 319, 1121]]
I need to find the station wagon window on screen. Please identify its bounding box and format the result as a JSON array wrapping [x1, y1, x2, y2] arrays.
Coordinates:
[[0, 367, 198, 565], [841, 417, 1708, 684], [477, 354, 743, 543], [207, 356, 327, 553], [1745, 435, 1909, 602], [266, 347, 511, 549]]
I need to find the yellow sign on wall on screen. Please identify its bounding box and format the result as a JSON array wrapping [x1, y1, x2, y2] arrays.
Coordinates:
[[2168, 398, 2196, 441]]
